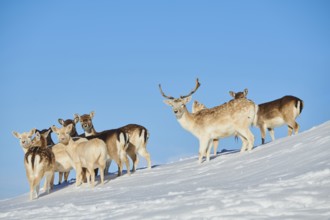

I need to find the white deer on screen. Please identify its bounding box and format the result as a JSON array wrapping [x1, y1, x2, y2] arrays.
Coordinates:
[[160, 79, 258, 163]]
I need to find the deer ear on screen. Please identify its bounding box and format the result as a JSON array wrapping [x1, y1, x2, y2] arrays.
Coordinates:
[[28, 128, 36, 137], [90, 111, 95, 119], [35, 132, 41, 141], [182, 96, 192, 104], [12, 131, 20, 139], [163, 100, 174, 106], [229, 91, 235, 98], [73, 116, 79, 124], [58, 118, 64, 125], [51, 125, 58, 133], [43, 129, 51, 138], [244, 88, 248, 97]]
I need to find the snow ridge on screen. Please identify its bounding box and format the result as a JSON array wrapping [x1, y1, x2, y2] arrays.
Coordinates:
[[1, 121, 330, 219]]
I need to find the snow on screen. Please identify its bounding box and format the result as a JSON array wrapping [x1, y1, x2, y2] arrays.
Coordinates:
[[1, 121, 330, 219]]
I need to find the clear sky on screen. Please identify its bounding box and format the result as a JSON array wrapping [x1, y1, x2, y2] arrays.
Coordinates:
[[0, 0, 329, 199]]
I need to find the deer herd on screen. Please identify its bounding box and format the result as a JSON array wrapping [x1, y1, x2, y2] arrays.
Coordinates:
[[12, 78, 303, 200]]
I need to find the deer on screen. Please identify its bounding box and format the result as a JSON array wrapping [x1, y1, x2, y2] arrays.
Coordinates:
[[85, 128, 130, 176], [56, 116, 81, 183], [12, 128, 36, 154], [228, 89, 304, 145], [35, 128, 55, 147], [76, 111, 151, 172], [191, 101, 219, 157], [159, 78, 258, 163], [24, 130, 55, 200], [119, 124, 151, 172], [51, 124, 107, 187]]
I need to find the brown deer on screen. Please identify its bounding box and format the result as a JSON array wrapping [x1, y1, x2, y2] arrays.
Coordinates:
[[35, 128, 55, 147], [256, 96, 304, 144], [74, 111, 97, 137], [75, 111, 148, 173], [119, 124, 151, 171], [160, 79, 258, 163], [24, 130, 55, 200], [191, 101, 219, 156], [51, 124, 107, 187], [229, 89, 304, 144]]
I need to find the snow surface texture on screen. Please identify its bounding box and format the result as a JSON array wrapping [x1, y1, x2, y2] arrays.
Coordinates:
[[1, 121, 330, 219]]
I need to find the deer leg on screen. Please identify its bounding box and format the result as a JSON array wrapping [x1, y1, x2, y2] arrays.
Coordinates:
[[213, 139, 219, 156], [64, 171, 70, 182], [268, 128, 275, 141], [205, 140, 213, 162], [138, 147, 151, 169], [58, 172, 63, 185], [198, 139, 210, 163], [87, 167, 95, 188], [246, 129, 255, 151], [260, 125, 267, 145]]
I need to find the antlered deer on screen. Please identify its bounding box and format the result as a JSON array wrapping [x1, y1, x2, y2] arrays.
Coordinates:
[[229, 89, 304, 144], [160, 79, 258, 163], [24, 131, 55, 200]]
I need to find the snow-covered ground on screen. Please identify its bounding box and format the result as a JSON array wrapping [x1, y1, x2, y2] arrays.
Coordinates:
[[1, 121, 330, 219]]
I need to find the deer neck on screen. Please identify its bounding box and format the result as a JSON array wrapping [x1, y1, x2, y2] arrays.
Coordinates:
[[84, 126, 97, 137], [177, 106, 197, 135]]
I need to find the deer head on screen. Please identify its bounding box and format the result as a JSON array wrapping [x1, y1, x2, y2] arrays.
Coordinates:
[[58, 117, 79, 137], [31, 130, 51, 147], [12, 128, 36, 150], [229, 88, 248, 99], [74, 111, 95, 133], [160, 78, 200, 119], [51, 124, 73, 145]]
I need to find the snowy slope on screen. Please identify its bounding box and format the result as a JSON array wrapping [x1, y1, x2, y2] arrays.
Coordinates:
[[1, 121, 330, 219]]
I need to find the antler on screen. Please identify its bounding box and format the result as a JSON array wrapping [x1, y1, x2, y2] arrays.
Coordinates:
[[180, 78, 201, 99], [159, 84, 175, 100]]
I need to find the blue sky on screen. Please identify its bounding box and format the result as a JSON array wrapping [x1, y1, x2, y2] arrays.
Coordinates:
[[0, 0, 329, 199]]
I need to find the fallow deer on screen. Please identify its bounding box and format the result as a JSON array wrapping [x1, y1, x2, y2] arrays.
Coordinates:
[[256, 96, 304, 144], [85, 129, 131, 176], [119, 124, 151, 171], [51, 124, 107, 187], [160, 79, 258, 163], [191, 101, 219, 157], [228, 89, 304, 144], [75, 111, 133, 175], [56, 117, 81, 183], [12, 128, 36, 153], [35, 128, 55, 147], [24, 131, 55, 200]]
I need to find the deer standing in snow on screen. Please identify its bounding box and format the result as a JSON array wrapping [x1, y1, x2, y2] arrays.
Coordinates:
[[191, 101, 219, 157], [56, 117, 81, 183], [75, 111, 149, 173], [51, 124, 107, 187], [229, 89, 304, 144], [160, 79, 258, 163], [24, 130, 55, 200], [119, 124, 151, 172]]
